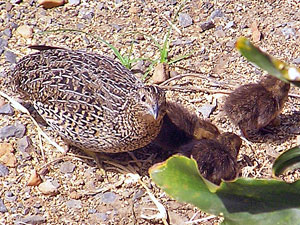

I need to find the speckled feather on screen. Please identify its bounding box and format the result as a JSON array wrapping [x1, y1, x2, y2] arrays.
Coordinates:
[[12, 47, 166, 153]]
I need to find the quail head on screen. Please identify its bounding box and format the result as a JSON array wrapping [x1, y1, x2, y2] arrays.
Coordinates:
[[153, 101, 219, 151], [224, 75, 290, 138], [181, 132, 242, 185], [12, 46, 166, 153]]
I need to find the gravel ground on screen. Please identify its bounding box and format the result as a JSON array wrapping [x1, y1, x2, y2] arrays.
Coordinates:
[[0, 0, 300, 224]]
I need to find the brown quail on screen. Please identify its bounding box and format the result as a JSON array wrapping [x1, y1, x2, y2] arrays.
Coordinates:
[[12, 46, 166, 153], [224, 75, 290, 138], [181, 132, 242, 185], [153, 102, 220, 151]]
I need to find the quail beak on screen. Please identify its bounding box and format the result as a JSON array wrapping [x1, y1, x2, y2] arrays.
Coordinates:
[[150, 103, 159, 120]]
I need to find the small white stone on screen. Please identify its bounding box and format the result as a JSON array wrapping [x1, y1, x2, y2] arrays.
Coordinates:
[[16, 25, 33, 38], [288, 67, 300, 80], [38, 180, 60, 195]]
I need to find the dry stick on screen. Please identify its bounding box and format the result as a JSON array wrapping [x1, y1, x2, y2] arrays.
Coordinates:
[[158, 84, 231, 94], [185, 215, 216, 224], [103, 160, 168, 225], [0, 91, 65, 153], [37, 155, 85, 173]]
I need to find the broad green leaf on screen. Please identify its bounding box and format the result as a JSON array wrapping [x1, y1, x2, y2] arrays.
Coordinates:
[[272, 146, 300, 177], [236, 37, 300, 87], [149, 155, 300, 225]]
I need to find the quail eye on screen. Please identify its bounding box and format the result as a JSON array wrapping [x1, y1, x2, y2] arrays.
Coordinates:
[[141, 94, 146, 102]]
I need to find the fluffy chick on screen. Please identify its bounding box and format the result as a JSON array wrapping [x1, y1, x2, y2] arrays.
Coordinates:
[[181, 132, 242, 185], [224, 75, 290, 138], [153, 102, 220, 151]]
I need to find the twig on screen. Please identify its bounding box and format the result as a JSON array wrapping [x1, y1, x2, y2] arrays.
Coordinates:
[[158, 85, 231, 94], [185, 215, 216, 224], [37, 155, 85, 172], [103, 160, 168, 224], [139, 178, 169, 225], [0, 91, 66, 154]]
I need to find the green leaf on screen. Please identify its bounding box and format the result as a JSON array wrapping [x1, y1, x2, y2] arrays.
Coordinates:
[[236, 37, 300, 87], [272, 146, 300, 177], [149, 155, 300, 225]]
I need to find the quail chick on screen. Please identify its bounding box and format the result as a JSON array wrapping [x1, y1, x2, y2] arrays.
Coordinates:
[[12, 46, 166, 153], [224, 75, 290, 138], [153, 102, 220, 151], [181, 132, 242, 185]]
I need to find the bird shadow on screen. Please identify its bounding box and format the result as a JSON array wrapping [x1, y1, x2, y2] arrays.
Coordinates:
[[244, 111, 300, 146], [73, 143, 177, 177]]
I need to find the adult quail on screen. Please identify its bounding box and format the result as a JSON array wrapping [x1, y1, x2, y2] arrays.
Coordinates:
[[12, 46, 166, 153], [224, 75, 290, 138], [181, 132, 242, 185], [153, 101, 220, 151]]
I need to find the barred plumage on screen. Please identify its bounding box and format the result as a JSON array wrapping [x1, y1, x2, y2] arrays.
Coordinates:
[[12, 46, 166, 153]]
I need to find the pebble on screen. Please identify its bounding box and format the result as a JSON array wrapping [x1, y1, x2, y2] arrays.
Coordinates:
[[59, 161, 76, 173], [38, 180, 60, 196], [27, 169, 42, 186], [38, 0, 65, 9], [133, 189, 144, 201], [66, 199, 82, 209], [170, 70, 179, 78], [152, 63, 169, 84], [200, 21, 215, 32], [0, 38, 8, 49], [0, 143, 17, 167], [0, 104, 14, 115], [129, 6, 141, 14], [0, 198, 8, 213], [4, 50, 17, 64], [3, 28, 12, 38], [292, 57, 300, 65], [0, 163, 9, 177], [0, 39, 6, 55], [79, 9, 95, 20], [70, 191, 82, 200], [226, 40, 236, 48], [131, 60, 145, 73], [281, 27, 296, 39], [178, 13, 193, 28], [68, 0, 80, 6], [0, 124, 26, 139], [16, 215, 46, 225], [16, 25, 33, 38], [225, 21, 235, 29], [5, 191, 17, 202], [5, 2, 13, 11], [198, 103, 216, 119], [17, 136, 32, 157], [99, 192, 117, 204], [210, 9, 224, 20], [89, 213, 108, 222], [215, 29, 225, 38], [88, 208, 97, 214]]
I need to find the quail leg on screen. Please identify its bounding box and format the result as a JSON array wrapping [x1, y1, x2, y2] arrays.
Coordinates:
[[81, 149, 110, 175]]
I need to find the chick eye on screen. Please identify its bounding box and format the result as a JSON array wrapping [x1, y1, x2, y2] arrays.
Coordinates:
[[141, 94, 146, 102]]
